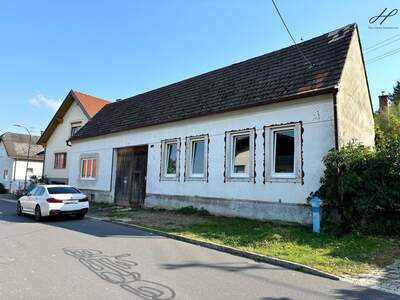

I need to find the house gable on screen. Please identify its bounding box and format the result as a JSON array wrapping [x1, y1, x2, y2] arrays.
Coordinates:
[[38, 90, 110, 183], [37, 90, 110, 146], [335, 26, 375, 147]]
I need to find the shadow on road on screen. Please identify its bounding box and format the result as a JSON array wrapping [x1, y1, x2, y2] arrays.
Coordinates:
[[333, 286, 399, 300], [0, 199, 164, 239]]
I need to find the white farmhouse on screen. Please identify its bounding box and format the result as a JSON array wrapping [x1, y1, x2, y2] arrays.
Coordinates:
[[0, 133, 44, 192], [69, 24, 374, 224], [37, 90, 110, 184]]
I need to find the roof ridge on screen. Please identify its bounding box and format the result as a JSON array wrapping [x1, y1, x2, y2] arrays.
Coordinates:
[[1, 132, 41, 138], [73, 23, 357, 141], [113, 23, 356, 105], [72, 90, 111, 103]]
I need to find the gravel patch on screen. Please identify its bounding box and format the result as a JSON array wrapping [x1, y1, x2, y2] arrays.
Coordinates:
[[342, 259, 400, 296]]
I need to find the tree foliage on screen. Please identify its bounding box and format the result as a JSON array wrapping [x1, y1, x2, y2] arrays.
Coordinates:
[[375, 102, 400, 146], [388, 80, 400, 105]]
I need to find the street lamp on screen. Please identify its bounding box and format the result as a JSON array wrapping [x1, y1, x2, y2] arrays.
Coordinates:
[[13, 124, 31, 192]]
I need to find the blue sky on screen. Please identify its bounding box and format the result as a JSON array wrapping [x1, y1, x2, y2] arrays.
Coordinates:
[[1, 0, 399, 136]]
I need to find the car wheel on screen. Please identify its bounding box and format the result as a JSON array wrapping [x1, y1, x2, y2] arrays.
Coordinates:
[[16, 202, 22, 215], [34, 205, 42, 222], [76, 213, 85, 220]]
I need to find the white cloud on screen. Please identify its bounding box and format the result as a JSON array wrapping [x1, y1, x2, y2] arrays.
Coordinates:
[[28, 92, 62, 110]]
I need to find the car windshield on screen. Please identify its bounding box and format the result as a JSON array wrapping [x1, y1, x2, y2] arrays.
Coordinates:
[[47, 187, 81, 194]]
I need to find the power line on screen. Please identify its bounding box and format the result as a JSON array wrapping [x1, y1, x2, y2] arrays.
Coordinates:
[[271, 0, 313, 68], [365, 36, 400, 54], [364, 33, 400, 50], [366, 46, 400, 64]]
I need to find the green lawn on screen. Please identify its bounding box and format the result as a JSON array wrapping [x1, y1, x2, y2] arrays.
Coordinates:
[[90, 204, 400, 276]]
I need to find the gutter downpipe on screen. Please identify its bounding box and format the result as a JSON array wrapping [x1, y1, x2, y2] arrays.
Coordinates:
[[332, 89, 339, 150]]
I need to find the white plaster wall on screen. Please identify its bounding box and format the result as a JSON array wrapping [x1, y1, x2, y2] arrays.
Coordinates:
[[44, 101, 89, 181], [69, 94, 335, 205], [0, 142, 14, 190], [14, 160, 43, 180], [336, 28, 375, 147]]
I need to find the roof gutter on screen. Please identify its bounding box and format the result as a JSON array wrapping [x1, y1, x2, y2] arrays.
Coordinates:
[[71, 86, 339, 142]]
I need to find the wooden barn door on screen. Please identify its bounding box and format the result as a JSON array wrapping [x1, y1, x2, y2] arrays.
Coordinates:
[[115, 146, 148, 207]]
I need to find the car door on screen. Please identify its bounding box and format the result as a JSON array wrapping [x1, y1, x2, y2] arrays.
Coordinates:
[[31, 187, 45, 210], [27, 186, 43, 212], [21, 187, 37, 213], [34, 186, 47, 206]]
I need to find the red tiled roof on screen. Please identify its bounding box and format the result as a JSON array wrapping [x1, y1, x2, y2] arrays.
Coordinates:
[[72, 90, 110, 118], [37, 90, 111, 145]]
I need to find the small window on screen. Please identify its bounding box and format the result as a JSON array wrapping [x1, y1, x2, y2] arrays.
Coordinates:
[[225, 129, 255, 181], [161, 139, 180, 180], [232, 135, 250, 175], [70, 122, 82, 137], [54, 153, 67, 169], [81, 158, 97, 180], [28, 187, 38, 196], [35, 186, 45, 196], [185, 135, 208, 181], [274, 130, 294, 173], [265, 123, 302, 182], [3, 169, 8, 180]]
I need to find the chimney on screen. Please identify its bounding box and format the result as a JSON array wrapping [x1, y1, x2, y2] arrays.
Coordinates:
[[379, 92, 389, 113]]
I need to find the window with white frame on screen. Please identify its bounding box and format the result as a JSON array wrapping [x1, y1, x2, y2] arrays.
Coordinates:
[[225, 129, 255, 181], [3, 169, 8, 180], [161, 139, 180, 180], [265, 123, 302, 182], [185, 135, 208, 180], [81, 158, 97, 179]]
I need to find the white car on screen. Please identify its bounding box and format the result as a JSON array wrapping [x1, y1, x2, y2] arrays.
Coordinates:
[[17, 185, 89, 221]]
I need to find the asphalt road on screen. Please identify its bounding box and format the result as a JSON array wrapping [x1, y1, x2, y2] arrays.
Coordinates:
[[0, 199, 398, 300]]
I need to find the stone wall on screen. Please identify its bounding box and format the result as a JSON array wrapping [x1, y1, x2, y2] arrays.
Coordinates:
[[145, 193, 312, 225]]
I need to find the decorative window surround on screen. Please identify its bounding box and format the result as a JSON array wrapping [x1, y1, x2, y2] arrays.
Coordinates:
[[160, 138, 180, 181], [264, 122, 302, 183], [185, 135, 208, 181], [225, 128, 255, 182]]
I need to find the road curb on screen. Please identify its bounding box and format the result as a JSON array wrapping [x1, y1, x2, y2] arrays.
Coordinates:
[[88, 215, 340, 281]]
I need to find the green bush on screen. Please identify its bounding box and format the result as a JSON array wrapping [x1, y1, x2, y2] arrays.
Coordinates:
[[0, 183, 5, 194], [177, 206, 210, 216], [315, 139, 400, 236]]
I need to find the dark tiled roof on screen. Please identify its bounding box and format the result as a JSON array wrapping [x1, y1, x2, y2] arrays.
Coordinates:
[[1, 132, 44, 161], [73, 24, 356, 141]]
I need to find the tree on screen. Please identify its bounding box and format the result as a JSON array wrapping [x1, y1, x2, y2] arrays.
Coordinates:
[[375, 80, 400, 146], [375, 103, 400, 146], [389, 80, 400, 105]]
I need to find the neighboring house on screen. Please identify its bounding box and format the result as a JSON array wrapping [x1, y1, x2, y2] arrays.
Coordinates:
[[0, 133, 44, 192], [37, 90, 110, 184], [69, 24, 374, 224]]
